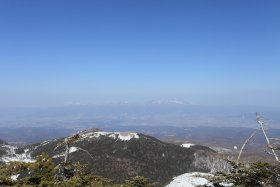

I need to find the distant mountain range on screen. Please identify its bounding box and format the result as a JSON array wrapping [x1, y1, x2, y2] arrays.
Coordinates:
[[0, 128, 215, 186], [149, 99, 189, 105]]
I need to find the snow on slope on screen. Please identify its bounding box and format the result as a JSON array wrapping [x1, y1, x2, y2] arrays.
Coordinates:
[[165, 172, 213, 187], [79, 131, 139, 141], [181, 143, 195, 148], [166, 172, 234, 187], [10, 174, 20, 181], [117, 132, 139, 140], [53, 146, 80, 158], [0, 145, 34, 163]]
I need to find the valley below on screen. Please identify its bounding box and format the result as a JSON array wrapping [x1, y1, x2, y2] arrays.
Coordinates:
[[0, 105, 279, 186]]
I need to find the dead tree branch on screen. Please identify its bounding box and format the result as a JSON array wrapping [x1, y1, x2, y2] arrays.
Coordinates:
[[256, 113, 279, 162], [236, 130, 258, 164]]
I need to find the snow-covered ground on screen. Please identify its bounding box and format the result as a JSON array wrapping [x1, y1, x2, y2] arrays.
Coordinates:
[[210, 147, 233, 154], [117, 132, 139, 140], [181, 143, 195, 148], [165, 172, 234, 187], [0, 145, 34, 163], [165, 172, 213, 187], [53, 146, 80, 158], [80, 131, 139, 141], [10, 174, 20, 181]]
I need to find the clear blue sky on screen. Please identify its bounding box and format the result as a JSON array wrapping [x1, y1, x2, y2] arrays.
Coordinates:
[[0, 0, 279, 107]]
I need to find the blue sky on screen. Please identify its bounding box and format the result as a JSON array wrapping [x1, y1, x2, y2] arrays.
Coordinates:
[[0, 0, 279, 107]]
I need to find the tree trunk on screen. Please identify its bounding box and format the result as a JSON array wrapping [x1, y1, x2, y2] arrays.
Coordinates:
[[256, 113, 279, 162], [64, 142, 70, 163], [237, 130, 257, 164]]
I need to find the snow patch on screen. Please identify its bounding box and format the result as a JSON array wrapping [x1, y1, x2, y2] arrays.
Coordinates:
[[53, 154, 64, 158], [10, 174, 20, 181], [0, 145, 34, 163], [69, 146, 79, 153], [80, 132, 111, 139], [79, 131, 139, 141], [53, 146, 80, 158], [117, 132, 139, 141], [219, 182, 234, 187], [210, 147, 232, 154], [40, 140, 54, 146], [165, 172, 213, 187], [181, 143, 195, 148]]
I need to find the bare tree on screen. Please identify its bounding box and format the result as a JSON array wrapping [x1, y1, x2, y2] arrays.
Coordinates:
[[256, 113, 279, 162], [54, 133, 94, 164], [193, 151, 233, 174], [54, 133, 94, 179], [236, 130, 258, 165]]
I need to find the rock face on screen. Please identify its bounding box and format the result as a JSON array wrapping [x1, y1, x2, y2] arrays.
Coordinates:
[[0, 129, 214, 185]]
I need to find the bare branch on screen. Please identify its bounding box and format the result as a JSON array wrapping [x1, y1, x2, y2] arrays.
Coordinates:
[[76, 147, 94, 160], [256, 112, 279, 162], [236, 130, 258, 164], [53, 141, 64, 153]]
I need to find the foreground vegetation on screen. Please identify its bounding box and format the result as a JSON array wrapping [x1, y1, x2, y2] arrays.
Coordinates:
[[1, 153, 280, 186], [205, 160, 280, 187], [0, 153, 154, 187]]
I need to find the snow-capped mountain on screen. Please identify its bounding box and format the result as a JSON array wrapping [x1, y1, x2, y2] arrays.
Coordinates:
[[149, 99, 189, 105], [0, 129, 215, 186]]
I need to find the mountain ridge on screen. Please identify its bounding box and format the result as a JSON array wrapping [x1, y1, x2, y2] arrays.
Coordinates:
[[0, 128, 215, 186]]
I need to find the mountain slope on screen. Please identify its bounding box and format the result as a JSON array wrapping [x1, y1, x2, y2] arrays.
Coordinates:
[[1, 129, 214, 185], [0, 139, 8, 158]]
